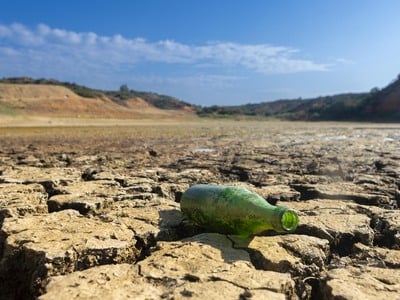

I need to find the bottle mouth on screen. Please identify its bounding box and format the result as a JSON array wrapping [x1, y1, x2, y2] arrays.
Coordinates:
[[281, 210, 299, 232]]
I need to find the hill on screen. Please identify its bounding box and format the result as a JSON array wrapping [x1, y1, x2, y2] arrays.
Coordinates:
[[199, 75, 400, 122], [0, 78, 196, 120], [354, 76, 400, 121], [1, 75, 399, 123]]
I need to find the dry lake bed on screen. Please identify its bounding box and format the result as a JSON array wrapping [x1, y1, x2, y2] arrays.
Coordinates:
[[0, 120, 399, 299]]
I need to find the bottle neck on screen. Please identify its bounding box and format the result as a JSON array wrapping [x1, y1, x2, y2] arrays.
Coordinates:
[[224, 187, 299, 234], [254, 205, 298, 233]]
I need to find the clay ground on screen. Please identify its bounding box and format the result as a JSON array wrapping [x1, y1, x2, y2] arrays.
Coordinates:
[[0, 120, 399, 299]]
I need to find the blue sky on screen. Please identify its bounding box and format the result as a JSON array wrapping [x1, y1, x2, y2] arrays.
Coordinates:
[[1, 0, 400, 106]]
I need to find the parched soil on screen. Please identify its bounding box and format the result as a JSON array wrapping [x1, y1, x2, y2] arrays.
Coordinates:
[[0, 120, 399, 299]]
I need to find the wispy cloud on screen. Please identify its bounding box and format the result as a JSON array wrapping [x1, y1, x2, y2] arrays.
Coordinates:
[[334, 58, 356, 65], [0, 22, 329, 78]]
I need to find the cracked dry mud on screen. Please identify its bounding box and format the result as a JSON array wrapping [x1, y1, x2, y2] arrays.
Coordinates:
[[0, 122, 399, 300]]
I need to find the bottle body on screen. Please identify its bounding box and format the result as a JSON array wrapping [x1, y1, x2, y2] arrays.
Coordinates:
[[180, 184, 298, 236]]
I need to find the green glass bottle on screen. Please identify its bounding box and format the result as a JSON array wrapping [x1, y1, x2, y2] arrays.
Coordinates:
[[180, 184, 298, 237]]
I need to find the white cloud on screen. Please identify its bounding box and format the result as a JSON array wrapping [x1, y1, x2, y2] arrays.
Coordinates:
[[334, 58, 356, 65], [0, 22, 329, 75], [133, 73, 242, 87], [0, 24, 12, 37], [0, 46, 19, 56]]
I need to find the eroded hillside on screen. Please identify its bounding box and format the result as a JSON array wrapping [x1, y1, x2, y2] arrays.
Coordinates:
[[0, 83, 194, 120]]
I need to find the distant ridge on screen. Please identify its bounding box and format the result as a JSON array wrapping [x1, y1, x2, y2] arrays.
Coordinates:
[[198, 75, 400, 122]]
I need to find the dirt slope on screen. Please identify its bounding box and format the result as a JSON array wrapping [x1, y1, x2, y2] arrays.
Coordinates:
[[0, 84, 83, 101], [0, 83, 194, 119]]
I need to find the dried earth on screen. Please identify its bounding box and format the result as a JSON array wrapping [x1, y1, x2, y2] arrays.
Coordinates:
[[0, 121, 399, 300]]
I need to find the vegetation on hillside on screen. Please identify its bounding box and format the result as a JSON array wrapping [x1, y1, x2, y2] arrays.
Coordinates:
[[198, 93, 368, 120], [105, 84, 196, 110], [197, 75, 400, 122], [354, 75, 400, 121]]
